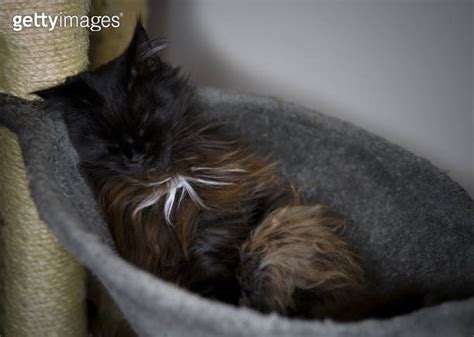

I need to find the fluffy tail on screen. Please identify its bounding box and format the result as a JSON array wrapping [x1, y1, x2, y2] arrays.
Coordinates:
[[237, 205, 369, 320]]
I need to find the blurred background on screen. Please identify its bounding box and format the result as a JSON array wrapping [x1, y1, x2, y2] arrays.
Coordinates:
[[148, 0, 473, 196]]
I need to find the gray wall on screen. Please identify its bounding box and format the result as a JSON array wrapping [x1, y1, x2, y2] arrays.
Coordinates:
[[149, 0, 473, 196]]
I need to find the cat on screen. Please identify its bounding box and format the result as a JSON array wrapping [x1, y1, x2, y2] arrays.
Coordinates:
[[34, 20, 368, 325]]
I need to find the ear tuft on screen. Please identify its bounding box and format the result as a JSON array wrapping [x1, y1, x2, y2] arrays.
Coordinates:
[[129, 19, 167, 62], [139, 38, 167, 61], [138, 37, 167, 61]]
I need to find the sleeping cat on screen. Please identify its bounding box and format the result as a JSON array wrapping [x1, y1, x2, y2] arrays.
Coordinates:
[[34, 21, 367, 326]]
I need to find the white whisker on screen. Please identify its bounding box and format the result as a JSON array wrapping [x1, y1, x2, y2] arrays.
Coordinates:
[[186, 176, 233, 186], [133, 188, 164, 217], [179, 177, 208, 209], [177, 187, 186, 209], [146, 177, 171, 187], [191, 166, 247, 173], [164, 185, 177, 225], [133, 172, 235, 225]]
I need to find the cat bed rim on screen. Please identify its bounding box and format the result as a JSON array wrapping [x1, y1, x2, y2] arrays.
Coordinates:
[[0, 88, 472, 337]]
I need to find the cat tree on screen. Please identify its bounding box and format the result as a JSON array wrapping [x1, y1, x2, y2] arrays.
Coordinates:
[[0, 1, 89, 336], [0, 1, 472, 337], [0, 0, 146, 336]]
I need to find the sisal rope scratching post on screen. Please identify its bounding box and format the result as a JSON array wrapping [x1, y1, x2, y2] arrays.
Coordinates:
[[89, 0, 148, 69], [0, 1, 89, 336]]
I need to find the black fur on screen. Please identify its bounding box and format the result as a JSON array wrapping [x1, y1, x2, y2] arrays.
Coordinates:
[[34, 21, 400, 324], [34, 21, 292, 307], [35, 21, 193, 176]]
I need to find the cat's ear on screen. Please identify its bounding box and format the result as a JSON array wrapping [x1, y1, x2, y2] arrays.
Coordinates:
[[129, 19, 167, 63], [72, 20, 153, 91], [130, 18, 150, 52]]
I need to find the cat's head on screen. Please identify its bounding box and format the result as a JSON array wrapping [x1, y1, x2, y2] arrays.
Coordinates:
[[34, 20, 194, 176]]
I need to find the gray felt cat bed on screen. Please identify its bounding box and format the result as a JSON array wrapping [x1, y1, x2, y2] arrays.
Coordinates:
[[0, 87, 473, 337]]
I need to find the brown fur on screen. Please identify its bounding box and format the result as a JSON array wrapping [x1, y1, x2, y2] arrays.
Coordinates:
[[88, 144, 296, 303], [238, 205, 368, 320], [88, 143, 374, 321]]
